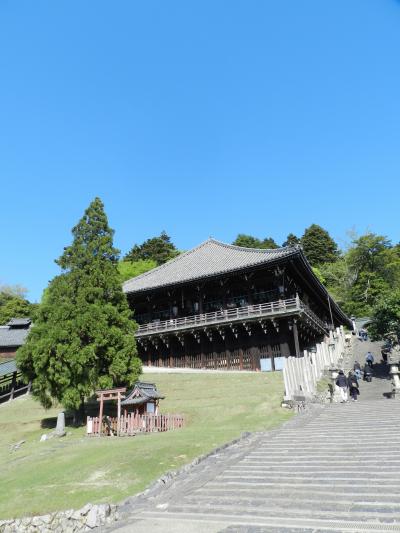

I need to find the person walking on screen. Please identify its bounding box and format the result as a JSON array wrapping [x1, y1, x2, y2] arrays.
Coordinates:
[[363, 362, 373, 382], [348, 370, 360, 402], [366, 351, 374, 367], [353, 361, 362, 381], [336, 370, 348, 403]]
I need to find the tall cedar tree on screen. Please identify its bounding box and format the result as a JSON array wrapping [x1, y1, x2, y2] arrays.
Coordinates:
[[17, 198, 141, 419], [124, 231, 179, 265], [301, 224, 339, 266]]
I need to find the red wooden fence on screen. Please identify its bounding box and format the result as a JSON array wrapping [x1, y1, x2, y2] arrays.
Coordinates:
[[87, 412, 184, 436]]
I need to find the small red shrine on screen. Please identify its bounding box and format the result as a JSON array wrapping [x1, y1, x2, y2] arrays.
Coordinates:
[[121, 381, 165, 416]]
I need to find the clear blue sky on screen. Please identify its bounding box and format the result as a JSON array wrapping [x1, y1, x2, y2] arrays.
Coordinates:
[[1, 0, 400, 301]]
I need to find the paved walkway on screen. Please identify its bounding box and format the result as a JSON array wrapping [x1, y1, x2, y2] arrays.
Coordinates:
[[110, 340, 400, 533]]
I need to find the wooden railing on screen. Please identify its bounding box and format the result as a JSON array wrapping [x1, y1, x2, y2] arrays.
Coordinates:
[[136, 297, 329, 337], [0, 370, 30, 403], [87, 413, 185, 437]]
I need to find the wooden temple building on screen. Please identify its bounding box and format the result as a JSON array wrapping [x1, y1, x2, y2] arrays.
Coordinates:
[[123, 239, 351, 371]]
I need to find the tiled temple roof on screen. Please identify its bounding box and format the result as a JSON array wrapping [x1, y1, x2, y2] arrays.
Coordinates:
[[121, 381, 165, 406], [0, 325, 29, 347], [123, 239, 300, 295], [0, 360, 17, 377]]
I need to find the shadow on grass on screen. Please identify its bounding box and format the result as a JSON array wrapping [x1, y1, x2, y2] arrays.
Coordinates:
[[40, 400, 116, 429]]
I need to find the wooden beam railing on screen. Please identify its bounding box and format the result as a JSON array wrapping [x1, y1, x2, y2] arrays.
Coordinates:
[[87, 413, 185, 436], [136, 297, 329, 337], [0, 371, 30, 403]]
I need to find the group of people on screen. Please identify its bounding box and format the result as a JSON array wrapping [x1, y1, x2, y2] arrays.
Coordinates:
[[335, 351, 375, 403], [336, 370, 360, 402]]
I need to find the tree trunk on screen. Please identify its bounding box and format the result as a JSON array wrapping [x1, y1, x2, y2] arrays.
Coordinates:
[[72, 400, 86, 426]]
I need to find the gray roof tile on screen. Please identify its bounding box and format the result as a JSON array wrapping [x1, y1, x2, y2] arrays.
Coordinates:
[[123, 239, 299, 295], [0, 360, 17, 377], [0, 326, 29, 347], [7, 318, 31, 327]]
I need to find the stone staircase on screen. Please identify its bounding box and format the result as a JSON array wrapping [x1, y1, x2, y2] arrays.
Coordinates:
[[113, 398, 400, 532], [111, 340, 400, 533]]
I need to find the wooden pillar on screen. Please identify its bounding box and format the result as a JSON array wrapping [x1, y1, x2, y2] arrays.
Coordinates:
[[9, 371, 17, 400], [199, 292, 204, 314], [200, 334, 205, 368], [98, 393, 104, 436], [169, 341, 173, 368], [251, 345, 260, 371], [212, 336, 218, 369], [117, 391, 121, 436], [239, 347, 244, 370], [293, 319, 301, 357]]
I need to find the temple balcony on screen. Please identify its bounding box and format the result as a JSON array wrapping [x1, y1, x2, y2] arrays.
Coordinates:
[[135, 296, 329, 339]]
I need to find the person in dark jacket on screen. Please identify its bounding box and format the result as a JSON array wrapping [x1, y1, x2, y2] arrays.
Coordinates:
[[335, 370, 348, 402], [363, 363, 373, 381], [348, 371, 360, 401]]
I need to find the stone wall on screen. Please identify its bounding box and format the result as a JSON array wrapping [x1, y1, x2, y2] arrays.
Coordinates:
[[0, 502, 118, 532]]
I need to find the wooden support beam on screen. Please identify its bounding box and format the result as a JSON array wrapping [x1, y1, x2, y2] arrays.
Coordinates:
[[293, 319, 301, 357], [9, 371, 17, 401], [98, 393, 104, 436]]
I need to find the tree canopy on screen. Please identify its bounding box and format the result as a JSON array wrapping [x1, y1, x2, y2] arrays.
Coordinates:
[[17, 198, 141, 418], [282, 233, 300, 247], [0, 295, 36, 325], [118, 259, 157, 283], [124, 231, 179, 265], [368, 290, 400, 342], [301, 224, 339, 266], [232, 234, 278, 249]]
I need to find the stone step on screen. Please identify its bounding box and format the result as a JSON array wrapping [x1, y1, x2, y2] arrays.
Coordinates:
[[148, 502, 400, 524], [180, 494, 400, 514], [196, 486, 400, 502], [207, 479, 400, 491], [242, 457, 400, 463], [138, 510, 400, 532], [227, 465, 400, 473], [164, 502, 400, 523], [216, 474, 400, 483]]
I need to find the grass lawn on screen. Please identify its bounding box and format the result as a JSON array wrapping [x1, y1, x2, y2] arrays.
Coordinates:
[[0, 371, 292, 519]]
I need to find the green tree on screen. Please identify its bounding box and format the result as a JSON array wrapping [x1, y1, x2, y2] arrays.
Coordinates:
[[282, 233, 300, 247], [232, 234, 278, 249], [232, 234, 262, 248], [124, 231, 179, 265], [318, 258, 353, 312], [0, 296, 36, 325], [17, 198, 141, 422], [118, 259, 157, 283], [369, 290, 400, 341], [260, 237, 278, 249], [301, 224, 339, 266], [344, 233, 394, 315]]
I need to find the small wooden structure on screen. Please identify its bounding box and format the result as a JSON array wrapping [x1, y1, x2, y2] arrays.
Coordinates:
[[88, 382, 182, 437], [121, 381, 165, 416]]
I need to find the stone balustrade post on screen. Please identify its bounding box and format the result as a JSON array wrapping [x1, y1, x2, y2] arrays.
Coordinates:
[[328, 366, 341, 403], [388, 351, 400, 399]]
